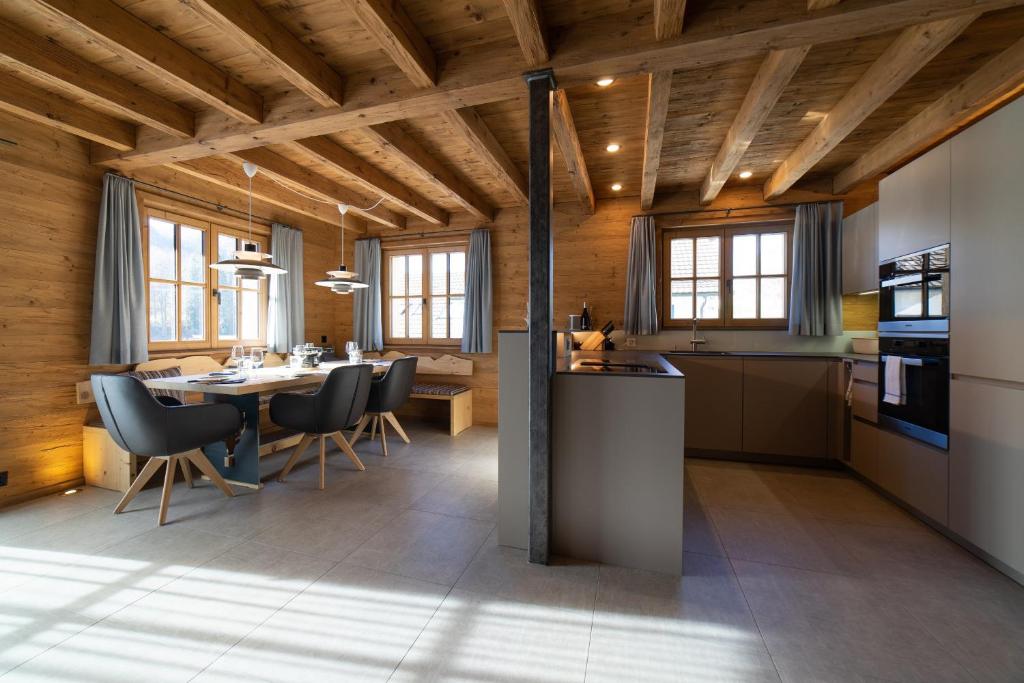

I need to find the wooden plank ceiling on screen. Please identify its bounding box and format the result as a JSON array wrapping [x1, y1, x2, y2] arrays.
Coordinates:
[[1, 0, 1023, 228]]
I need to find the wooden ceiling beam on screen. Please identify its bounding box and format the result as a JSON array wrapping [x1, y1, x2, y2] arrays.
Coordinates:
[[0, 19, 193, 138], [640, 71, 672, 211], [763, 14, 977, 200], [551, 89, 595, 214], [0, 72, 136, 151], [700, 47, 810, 205], [834, 36, 1024, 194], [293, 136, 449, 225], [362, 123, 495, 222], [28, 0, 262, 124], [349, 0, 436, 88], [183, 0, 344, 107], [502, 0, 549, 66], [168, 156, 349, 228], [654, 0, 688, 40], [808, 0, 842, 9], [440, 108, 528, 205], [92, 0, 1021, 169], [229, 148, 405, 229]]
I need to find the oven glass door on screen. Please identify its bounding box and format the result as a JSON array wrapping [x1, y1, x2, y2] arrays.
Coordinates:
[[878, 352, 949, 448], [879, 245, 949, 328]]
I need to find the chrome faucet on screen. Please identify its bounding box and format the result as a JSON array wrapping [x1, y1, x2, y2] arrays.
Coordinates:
[[689, 318, 707, 352]]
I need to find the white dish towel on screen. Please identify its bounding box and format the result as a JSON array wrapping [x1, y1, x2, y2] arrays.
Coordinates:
[[882, 355, 905, 405]]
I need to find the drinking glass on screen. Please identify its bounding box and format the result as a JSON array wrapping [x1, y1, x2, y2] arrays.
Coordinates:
[[237, 355, 253, 379], [345, 341, 358, 360], [229, 344, 244, 369], [251, 348, 265, 370]]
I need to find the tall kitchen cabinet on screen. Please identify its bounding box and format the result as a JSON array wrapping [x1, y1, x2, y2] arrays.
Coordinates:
[[949, 97, 1024, 577], [842, 202, 878, 294], [878, 141, 950, 262]]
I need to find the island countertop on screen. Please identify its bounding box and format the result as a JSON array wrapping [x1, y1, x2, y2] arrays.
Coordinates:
[[556, 350, 684, 377]]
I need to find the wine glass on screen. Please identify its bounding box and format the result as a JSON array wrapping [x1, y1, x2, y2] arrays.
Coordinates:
[[229, 344, 244, 370], [251, 348, 265, 371], [345, 341, 358, 361]]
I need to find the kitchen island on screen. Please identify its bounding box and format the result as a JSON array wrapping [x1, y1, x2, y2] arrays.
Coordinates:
[[497, 332, 686, 575]]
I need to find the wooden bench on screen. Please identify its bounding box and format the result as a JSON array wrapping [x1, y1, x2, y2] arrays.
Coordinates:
[[409, 384, 473, 436]]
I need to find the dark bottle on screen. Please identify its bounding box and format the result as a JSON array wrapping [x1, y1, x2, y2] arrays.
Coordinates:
[[581, 300, 592, 331]]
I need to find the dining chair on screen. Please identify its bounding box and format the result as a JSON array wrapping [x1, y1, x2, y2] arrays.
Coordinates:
[[349, 356, 418, 457], [271, 364, 372, 489], [91, 375, 241, 526]]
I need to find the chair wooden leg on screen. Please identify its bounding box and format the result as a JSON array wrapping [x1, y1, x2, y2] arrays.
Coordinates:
[[383, 412, 411, 444], [379, 418, 389, 457], [369, 415, 379, 442], [330, 432, 366, 471], [277, 434, 313, 482], [186, 449, 235, 498], [318, 435, 326, 490], [179, 457, 193, 488], [158, 456, 177, 526], [114, 457, 164, 514], [348, 415, 371, 446]]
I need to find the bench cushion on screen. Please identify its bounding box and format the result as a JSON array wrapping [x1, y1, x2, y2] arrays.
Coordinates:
[[411, 383, 469, 397], [125, 366, 186, 403]]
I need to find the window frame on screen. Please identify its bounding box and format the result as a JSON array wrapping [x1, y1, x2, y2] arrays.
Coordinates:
[[382, 241, 468, 347], [660, 221, 793, 330], [140, 200, 269, 353]]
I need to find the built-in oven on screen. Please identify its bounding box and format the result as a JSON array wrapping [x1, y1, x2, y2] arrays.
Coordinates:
[[877, 336, 949, 450], [879, 244, 949, 335]]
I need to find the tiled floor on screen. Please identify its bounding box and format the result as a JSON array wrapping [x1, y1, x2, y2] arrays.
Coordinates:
[[2, 424, 1023, 682]]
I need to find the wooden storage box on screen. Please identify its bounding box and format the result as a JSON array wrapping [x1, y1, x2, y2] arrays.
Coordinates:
[[82, 424, 137, 493]]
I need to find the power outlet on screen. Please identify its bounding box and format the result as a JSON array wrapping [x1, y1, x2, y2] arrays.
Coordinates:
[[625, 337, 637, 348], [0, 471, 7, 487]]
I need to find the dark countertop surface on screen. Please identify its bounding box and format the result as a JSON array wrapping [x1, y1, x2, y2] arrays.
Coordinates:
[[556, 350, 684, 378], [662, 351, 878, 363]]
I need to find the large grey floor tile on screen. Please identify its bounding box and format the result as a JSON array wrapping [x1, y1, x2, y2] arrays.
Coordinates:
[[343, 509, 492, 586], [0, 608, 96, 677], [709, 506, 855, 574], [587, 553, 777, 683], [1, 526, 242, 620], [0, 493, 98, 543], [455, 531, 598, 611], [683, 476, 725, 557], [768, 470, 917, 528], [686, 461, 791, 513], [5, 542, 335, 682], [391, 589, 592, 683], [411, 474, 498, 522], [194, 563, 448, 683], [330, 467, 444, 509], [250, 498, 398, 562]]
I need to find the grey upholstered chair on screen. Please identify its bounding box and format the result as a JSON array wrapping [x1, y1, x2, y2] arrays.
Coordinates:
[[349, 356, 418, 456], [91, 374, 241, 525], [271, 364, 373, 489]]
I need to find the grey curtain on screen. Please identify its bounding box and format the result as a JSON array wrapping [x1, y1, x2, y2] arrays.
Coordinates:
[[89, 173, 148, 365], [461, 229, 492, 353], [353, 238, 383, 351], [268, 223, 305, 353], [789, 201, 844, 336], [624, 215, 659, 335]]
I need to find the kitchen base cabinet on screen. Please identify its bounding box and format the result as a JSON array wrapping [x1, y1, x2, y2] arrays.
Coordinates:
[[950, 377, 1024, 578], [665, 356, 742, 453], [743, 359, 829, 459], [876, 428, 948, 525], [850, 418, 879, 481]]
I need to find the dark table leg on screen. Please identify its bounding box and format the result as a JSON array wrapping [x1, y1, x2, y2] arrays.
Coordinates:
[[200, 393, 262, 488]]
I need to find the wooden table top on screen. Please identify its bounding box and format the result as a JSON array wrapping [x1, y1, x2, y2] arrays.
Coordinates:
[[143, 360, 389, 396]]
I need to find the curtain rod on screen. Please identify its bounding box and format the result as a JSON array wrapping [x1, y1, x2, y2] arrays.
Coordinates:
[[634, 200, 825, 219], [119, 173, 300, 230], [372, 227, 478, 241]]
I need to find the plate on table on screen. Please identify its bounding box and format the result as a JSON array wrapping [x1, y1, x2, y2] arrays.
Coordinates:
[[208, 371, 237, 377]]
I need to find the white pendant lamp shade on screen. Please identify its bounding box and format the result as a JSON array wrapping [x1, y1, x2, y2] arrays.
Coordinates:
[[210, 161, 286, 281], [315, 203, 369, 295]]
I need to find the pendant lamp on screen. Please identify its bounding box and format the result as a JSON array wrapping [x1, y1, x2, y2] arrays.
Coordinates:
[[315, 203, 369, 295], [210, 161, 287, 281]]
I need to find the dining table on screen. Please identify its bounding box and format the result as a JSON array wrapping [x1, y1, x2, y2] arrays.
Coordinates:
[[143, 359, 391, 488]]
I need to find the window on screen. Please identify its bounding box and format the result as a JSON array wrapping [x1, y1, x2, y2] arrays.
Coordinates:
[[384, 244, 467, 345], [662, 223, 791, 328], [142, 206, 268, 350]]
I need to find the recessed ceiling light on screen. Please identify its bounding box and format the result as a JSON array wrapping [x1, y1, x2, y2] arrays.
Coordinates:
[[611, 183, 623, 191], [606, 143, 621, 153], [739, 170, 753, 179], [63, 489, 79, 496], [596, 77, 615, 87]]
